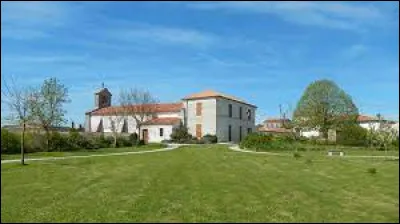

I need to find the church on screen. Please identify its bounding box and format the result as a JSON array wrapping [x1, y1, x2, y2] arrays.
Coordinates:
[[85, 88, 257, 143]]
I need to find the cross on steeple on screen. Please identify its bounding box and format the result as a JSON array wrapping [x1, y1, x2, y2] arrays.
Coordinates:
[[101, 82, 105, 88]]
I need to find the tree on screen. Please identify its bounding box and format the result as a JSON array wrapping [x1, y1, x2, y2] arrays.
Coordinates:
[[30, 78, 70, 151], [119, 88, 158, 141], [293, 79, 359, 141], [1, 76, 36, 165], [107, 107, 126, 148]]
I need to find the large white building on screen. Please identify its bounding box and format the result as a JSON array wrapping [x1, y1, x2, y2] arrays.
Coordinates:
[[85, 89, 257, 143]]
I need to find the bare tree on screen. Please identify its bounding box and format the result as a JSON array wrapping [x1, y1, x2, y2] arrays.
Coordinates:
[[119, 88, 158, 141], [1, 76, 36, 165], [107, 107, 126, 148], [30, 78, 70, 151]]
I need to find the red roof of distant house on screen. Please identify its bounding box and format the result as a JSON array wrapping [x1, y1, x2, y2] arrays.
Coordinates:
[[142, 117, 181, 126], [264, 118, 291, 123], [357, 115, 385, 122], [258, 127, 293, 133], [88, 103, 183, 116]]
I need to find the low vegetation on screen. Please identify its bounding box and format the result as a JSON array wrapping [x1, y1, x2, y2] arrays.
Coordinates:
[[239, 132, 399, 153], [168, 122, 218, 144], [1, 128, 149, 157]]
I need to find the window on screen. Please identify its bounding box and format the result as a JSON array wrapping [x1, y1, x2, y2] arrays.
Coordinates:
[[196, 102, 202, 116], [122, 119, 128, 133], [239, 107, 242, 119], [229, 104, 233, 118], [247, 109, 252, 121], [247, 128, 252, 134], [239, 126, 242, 141], [228, 125, 232, 141], [160, 128, 164, 137]]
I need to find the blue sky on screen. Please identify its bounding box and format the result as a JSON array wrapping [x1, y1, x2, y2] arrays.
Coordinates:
[[1, 1, 399, 125]]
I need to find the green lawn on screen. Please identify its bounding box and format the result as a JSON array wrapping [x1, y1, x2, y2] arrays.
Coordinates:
[[1, 143, 166, 160], [1, 145, 399, 222]]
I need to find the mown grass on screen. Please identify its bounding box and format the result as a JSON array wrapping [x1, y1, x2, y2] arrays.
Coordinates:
[[1, 145, 398, 222], [1, 143, 166, 160]]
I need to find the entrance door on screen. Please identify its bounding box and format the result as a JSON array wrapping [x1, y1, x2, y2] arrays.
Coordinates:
[[196, 124, 202, 139], [142, 129, 149, 143]]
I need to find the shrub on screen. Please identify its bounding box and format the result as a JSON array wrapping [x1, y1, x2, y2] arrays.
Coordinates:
[[49, 132, 70, 152], [239, 133, 274, 149], [161, 139, 172, 144], [1, 129, 21, 154], [202, 134, 218, 144], [336, 124, 368, 146], [25, 132, 47, 153], [129, 133, 138, 145], [170, 122, 192, 143], [367, 168, 377, 175], [116, 136, 132, 147], [137, 140, 145, 146]]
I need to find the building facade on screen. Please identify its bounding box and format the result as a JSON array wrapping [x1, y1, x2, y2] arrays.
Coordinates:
[[85, 89, 257, 143]]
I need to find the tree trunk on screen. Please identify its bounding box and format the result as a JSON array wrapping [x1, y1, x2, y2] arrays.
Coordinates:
[[138, 125, 141, 142], [114, 134, 117, 148], [21, 122, 26, 165], [45, 129, 50, 152]]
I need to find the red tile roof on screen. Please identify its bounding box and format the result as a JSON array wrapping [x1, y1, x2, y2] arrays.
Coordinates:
[[357, 115, 380, 122], [142, 117, 181, 126], [182, 90, 257, 108], [89, 103, 182, 116], [264, 118, 291, 123], [258, 127, 293, 133]]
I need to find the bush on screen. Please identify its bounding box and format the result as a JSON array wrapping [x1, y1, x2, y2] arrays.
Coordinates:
[[129, 133, 138, 145], [1, 129, 21, 154], [202, 134, 218, 144], [116, 136, 132, 147], [25, 132, 47, 153], [367, 167, 377, 175], [170, 122, 192, 143], [137, 140, 145, 146], [337, 124, 368, 146], [239, 133, 276, 150], [49, 132, 71, 152]]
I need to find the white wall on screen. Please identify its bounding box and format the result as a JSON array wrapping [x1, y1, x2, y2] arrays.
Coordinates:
[[184, 98, 217, 137], [300, 129, 320, 138], [156, 112, 181, 118], [215, 98, 256, 142], [89, 115, 138, 133], [141, 125, 176, 143], [359, 122, 380, 130]]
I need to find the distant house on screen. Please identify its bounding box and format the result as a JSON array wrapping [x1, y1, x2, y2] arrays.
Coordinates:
[[257, 118, 294, 135], [257, 114, 398, 138]]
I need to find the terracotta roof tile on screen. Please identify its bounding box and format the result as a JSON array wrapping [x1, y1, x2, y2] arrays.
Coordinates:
[[182, 90, 256, 107], [90, 103, 182, 116], [142, 117, 181, 126], [264, 118, 291, 123], [258, 127, 293, 133], [357, 115, 380, 122]]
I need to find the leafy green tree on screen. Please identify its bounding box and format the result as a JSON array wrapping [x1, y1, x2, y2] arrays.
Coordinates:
[[30, 78, 70, 151], [293, 79, 359, 141]]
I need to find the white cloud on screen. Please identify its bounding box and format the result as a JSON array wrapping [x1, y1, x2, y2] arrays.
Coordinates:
[[108, 25, 219, 47], [186, 1, 391, 31]]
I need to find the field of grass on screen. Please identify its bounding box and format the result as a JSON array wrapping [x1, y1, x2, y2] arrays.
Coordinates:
[[1, 144, 399, 222], [1, 143, 166, 160]]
